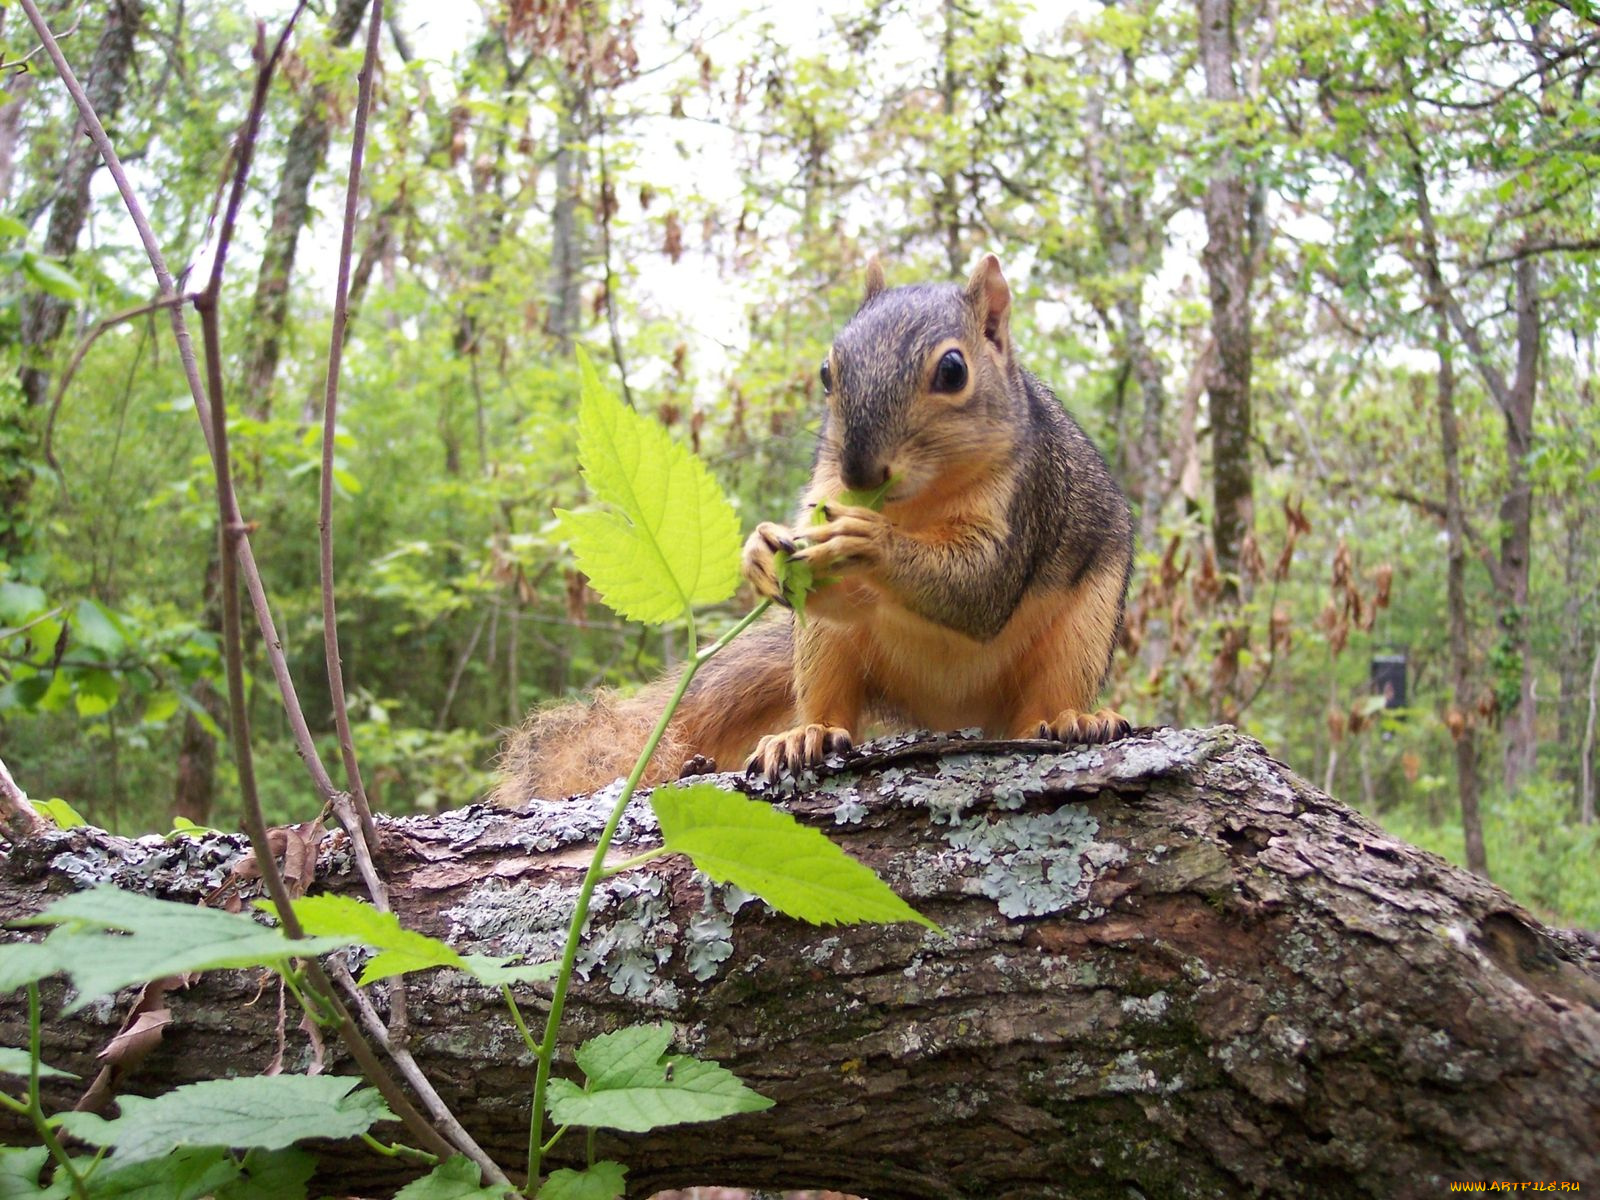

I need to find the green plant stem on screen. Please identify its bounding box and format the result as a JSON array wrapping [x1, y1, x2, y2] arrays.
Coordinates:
[[525, 598, 771, 1188], [27, 985, 89, 1200], [541, 1125, 568, 1155], [359, 1131, 439, 1164], [600, 846, 669, 878], [503, 984, 540, 1058]]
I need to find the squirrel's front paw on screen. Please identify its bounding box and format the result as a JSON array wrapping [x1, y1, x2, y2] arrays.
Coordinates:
[[744, 723, 853, 780], [795, 504, 889, 576], [741, 522, 797, 602], [1026, 708, 1130, 745]]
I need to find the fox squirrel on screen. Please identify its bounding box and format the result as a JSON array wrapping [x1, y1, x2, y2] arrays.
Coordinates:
[[493, 254, 1133, 802]]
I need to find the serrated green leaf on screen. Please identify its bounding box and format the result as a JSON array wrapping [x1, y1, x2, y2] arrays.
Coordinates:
[[546, 1023, 772, 1134], [34, 797, 86, 830], [0, 1046, 75, 1080], [215, 1148, 316, 1200], [394, 1155, 515, 1200], [53, 1076, 391, 1168], [556, 348, 739, 625], [652, 784, 938, 930], [80, 1147, 240, 1199], [262, 894, 463, 984], [15, 887, 358, 1012], [537, 1161, 627, 1200]]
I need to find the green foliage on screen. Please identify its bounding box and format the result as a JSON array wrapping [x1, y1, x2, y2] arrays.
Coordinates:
[[536, 1162, 626, 1200], [54, 1076, 391, 1167], [545, 1024, 772, 1134], [393, 1155, 516, 1199], [555, 349, 741, 624], [263, 893, 555, 987], [9, 886, 357, 1012], [652, 782, 939, 930]]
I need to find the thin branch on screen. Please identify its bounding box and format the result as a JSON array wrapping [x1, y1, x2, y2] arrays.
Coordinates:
[[319, 0, 383, 863], [17, 0, 457, 1164], [42, 294, 188, 482]]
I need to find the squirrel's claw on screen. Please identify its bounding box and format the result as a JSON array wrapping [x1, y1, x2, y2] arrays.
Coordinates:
[[745, 723, 853, 780], [1029, 708, 1130, 745], [741, 522, 797, 602], [677, 753, 718, 779]]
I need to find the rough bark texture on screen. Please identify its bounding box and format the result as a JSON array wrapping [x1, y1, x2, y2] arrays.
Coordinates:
[[2, 728, 1596, 1199]]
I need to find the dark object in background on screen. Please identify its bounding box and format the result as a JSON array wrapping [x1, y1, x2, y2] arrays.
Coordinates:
[[1372, 651, 1407, 710]]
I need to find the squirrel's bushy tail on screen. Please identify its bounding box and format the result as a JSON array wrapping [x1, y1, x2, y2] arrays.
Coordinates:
[[491, 613, 795, 804]]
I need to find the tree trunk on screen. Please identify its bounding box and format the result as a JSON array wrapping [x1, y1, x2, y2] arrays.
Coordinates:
[[1408, 148, 1490, 877], [4, 728, 1595, 1199], [16, 0, 144, 410], [1195, 0, 1256, 722], [546, 78, 589, 353], [239, 0, 372, 416], [1497, 256, 1539, 795]]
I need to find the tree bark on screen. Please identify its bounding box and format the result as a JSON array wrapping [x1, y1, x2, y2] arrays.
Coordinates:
[[239, 0, 372, 416], [16, 0, 144, 410], [3, 728, 1595, 1199], [1196, 0, 1256, 723]]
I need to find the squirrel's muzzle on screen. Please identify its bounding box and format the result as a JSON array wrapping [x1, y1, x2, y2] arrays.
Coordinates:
[[839, 451, 892, 493]]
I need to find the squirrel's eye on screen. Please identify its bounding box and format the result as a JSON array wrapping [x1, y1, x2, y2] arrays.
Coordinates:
[[819, 359, 832, 394], [931, 349, 968, 394]]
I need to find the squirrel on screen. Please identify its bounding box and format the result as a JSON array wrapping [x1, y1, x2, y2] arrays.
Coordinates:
[[492, 254, 1133, 803]]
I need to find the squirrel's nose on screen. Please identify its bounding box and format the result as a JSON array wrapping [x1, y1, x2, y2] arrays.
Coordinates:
[[840, 456, 891, 493]]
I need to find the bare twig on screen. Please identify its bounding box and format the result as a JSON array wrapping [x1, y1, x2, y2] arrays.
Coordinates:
[[42, 294, 188, 481], [16, 0, 460, 1163], [319, 0, 383, 859]]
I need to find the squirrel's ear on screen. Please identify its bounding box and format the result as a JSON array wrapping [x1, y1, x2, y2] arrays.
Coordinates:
[[965, 253, 1011, 354], [863, 256, 887, 304]]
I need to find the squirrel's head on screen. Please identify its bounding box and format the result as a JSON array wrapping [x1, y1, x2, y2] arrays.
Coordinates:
[[814, 254, 1023, 508]]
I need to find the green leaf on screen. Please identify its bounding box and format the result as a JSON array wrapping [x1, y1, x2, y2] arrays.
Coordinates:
[[14, 887, 358, 1012], [771, 549, 815, 627], [537, 1161, 627, 1200], [53, 1076, 391, 1168], [80, 1147, 240, 1199], [71, 668, 120, 718], [394, 1155, 515, 1199], [456, 954, 559, 986], [72, 599, 125, 656], [0, 1145, 70, 1198], [262, 895, 554, 987], [0, 939, 66, 994], [0, 1046, 75, 1080], [262, 894, 463, 984], [141, 690, 180, 726], [545, 1023, 772, 1134], [0, 582, 47, 625], [554, 348, 739, 625], [651, 783, 938, 930], [0, 215, 26, 239], [215, 1148, 317, 1200], [20, 254, 84, 300], [167, 817, 226, 838], [34, 797, 86, 830]]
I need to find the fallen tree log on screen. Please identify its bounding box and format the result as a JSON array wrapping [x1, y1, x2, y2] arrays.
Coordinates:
[[1, 726, 1596, 1198]]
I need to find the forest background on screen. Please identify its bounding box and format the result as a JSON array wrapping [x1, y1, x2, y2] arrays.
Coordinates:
[[0, 0, 1595, 926]]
